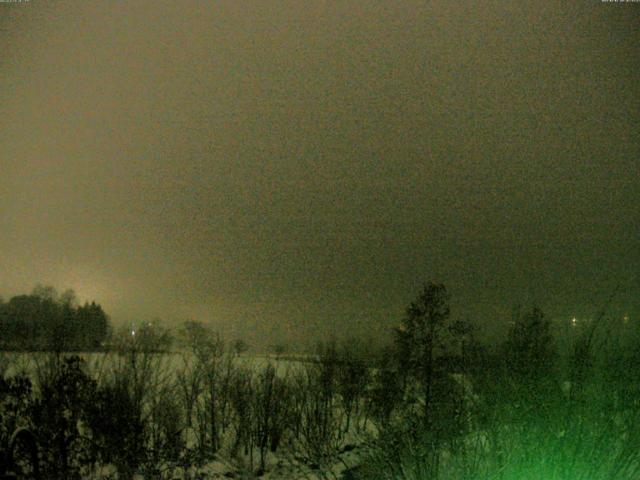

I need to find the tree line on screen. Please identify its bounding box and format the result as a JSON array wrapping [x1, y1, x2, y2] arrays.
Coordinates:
[[1, 280, 637, 479], [0, 285, 110, 351]]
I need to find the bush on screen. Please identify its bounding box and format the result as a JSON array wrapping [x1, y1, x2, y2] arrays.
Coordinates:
[[355, 304, 640, 480], [30, 355, 97, 480], [144, 385, 185, 477], [85, 377, 146, 480], [0, 374, 34, 478]]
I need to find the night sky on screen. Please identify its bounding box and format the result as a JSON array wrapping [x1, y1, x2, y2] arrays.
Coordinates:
[[1, 1, 638, 349]]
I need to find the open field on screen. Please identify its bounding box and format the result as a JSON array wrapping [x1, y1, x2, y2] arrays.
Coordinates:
[[0, 347, 381, 479], [4, 343, 639, 480]]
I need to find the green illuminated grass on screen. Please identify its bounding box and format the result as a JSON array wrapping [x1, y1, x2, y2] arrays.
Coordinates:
[[354, 337, 640, 480]]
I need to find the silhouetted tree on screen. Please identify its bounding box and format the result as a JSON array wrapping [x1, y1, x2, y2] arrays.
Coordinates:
[[503, 306, 556, 385], [30, 356, 97, 480], [0, 286, 111, 351], [179, 320, 209, 350], [394, 282, 453, 427], [134, 321, 173, 352], [392, 281, 474, 446], [0, 374, 33, 472], [232, 339, 249, 356], [270, 342, 288, 360], [59, 289, 77, 307], [76, 302, 110, 350], [85, 377, 145, 480], [32, 284, 58, 302]]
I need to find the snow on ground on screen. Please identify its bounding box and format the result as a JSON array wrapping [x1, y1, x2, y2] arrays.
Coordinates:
[[1, 351, 371, 479]]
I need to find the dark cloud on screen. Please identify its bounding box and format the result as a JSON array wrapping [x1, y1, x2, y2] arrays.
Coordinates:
[[1, 1, 638, 348]]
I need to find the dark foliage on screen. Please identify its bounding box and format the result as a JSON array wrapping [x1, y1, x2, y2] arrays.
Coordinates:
[[0, 286, 110, 351], [84, 377, 146, 480], [0, 374, 34, 477], [29, 356, 97, 480], [393, 282, 471, 437]]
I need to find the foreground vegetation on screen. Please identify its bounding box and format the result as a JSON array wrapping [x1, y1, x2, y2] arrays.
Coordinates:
[[355, 286, 640, 480], [0, 282, 638, 479]]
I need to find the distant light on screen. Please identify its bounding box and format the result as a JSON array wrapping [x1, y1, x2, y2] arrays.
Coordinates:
[[571, 317, 577, 326]]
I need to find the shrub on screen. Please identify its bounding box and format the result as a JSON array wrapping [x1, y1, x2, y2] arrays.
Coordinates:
[[30, 355, 97, 480], [84, 377, 146, 480], [0, 374, 34, 478]]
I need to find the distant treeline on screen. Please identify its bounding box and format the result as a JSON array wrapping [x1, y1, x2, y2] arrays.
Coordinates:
[[0, 285, 110, 351]]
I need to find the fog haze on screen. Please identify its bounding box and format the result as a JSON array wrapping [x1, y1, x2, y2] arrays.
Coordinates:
[[1, 1, 638, 348]]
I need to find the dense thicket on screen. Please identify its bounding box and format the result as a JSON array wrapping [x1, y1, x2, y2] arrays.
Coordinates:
[[0, 286, 110, 351]]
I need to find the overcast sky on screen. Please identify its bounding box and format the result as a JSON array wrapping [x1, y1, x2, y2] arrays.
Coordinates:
[[1, 1, 638, 348]]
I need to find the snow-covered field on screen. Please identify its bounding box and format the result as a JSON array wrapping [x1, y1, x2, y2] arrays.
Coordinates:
[[0, 350, 374, 479], [4, 350, 637, 479]]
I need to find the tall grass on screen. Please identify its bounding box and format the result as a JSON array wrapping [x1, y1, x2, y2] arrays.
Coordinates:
[[354, 312, 640, 480]]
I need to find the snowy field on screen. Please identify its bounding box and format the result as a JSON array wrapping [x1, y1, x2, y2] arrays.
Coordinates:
[[4, 350, 632, 480], [0, 350, 376, 479]]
